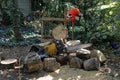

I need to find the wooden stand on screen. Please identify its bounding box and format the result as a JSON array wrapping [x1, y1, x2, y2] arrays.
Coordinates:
[[41, 9, 68, 40], [72, 22, 74, 40]]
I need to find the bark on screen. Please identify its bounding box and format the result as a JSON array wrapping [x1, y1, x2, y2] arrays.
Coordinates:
[[13, 0, 23, 41], [13, 26, 23, 41]]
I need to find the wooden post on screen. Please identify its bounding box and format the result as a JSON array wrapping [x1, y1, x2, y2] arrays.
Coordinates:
[[64, 9, 67, 27], [72, 22, 74, 40]]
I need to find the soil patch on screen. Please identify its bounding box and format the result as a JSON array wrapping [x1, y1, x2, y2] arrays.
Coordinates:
[[0, 46, 120, 80]]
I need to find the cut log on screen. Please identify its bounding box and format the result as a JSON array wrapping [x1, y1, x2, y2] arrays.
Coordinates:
[[24, 52, 41, 64], [52, 25, 68, 40], [66, 43, 92, 52], [68, 53, 77, 60], [65, 40, 81, 47], [77, 48, 91, 54], [29, 45, 45, 52], [76, 49, 91, 60], [29, 42, 51, 52], [90, 49, 107, 62], [56, 54, 69, 66], [83, 58, 100, 71], [26, 61, 43, 73], [24, 53, 43, 73], [69, 57, 83, 69], [43, 58, 60, 72], [77, 54, 90, 61], [69, 53, 77, 57], [1, 59, 17, 65], [0, 59, 17, 69]]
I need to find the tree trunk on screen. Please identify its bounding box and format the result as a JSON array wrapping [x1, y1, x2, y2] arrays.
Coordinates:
[[13, 26, 23, 41], [13, 0, 23, 41]]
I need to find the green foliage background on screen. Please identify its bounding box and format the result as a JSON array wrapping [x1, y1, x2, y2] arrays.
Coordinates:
[[0, 0, 120, 47]]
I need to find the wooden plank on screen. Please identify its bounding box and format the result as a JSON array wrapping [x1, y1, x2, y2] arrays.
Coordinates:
[[42, 17, 68, 22]]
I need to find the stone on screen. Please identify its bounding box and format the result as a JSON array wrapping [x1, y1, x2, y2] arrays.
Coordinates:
[[69, 57, 83, 69], [43, 58, 60, 72], [83, 58, 100, 71]]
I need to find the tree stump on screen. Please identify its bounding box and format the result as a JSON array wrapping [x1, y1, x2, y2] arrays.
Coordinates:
[[0, 59, 17, 69], [44, 58, 60, 72], [69, 57, 83, 69], [83, 58, 100, 71]]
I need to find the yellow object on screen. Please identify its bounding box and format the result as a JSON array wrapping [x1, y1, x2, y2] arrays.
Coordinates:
[[45, 43, 57, 56]]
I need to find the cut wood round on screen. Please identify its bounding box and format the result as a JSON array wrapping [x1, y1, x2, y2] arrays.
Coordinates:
[[0, 59, 17, 69], [90, 49, 107, 62], [69, 57, 83, 69], [83, 58, 100, 71], [76, 49, 91, 60], [24, 53, 43, 73], [56, 54, 69, 66], [44, 57, 60, 72], [27, 62, 43, 73], [1, 59, 17, 65], [52, 25, 68, 40]]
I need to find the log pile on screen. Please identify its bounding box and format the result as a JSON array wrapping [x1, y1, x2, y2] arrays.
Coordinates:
[[21, 25, 107, 73], [23, 39, 107, 73]]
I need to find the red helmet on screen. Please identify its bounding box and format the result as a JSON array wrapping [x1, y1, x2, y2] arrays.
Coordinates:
[[68, 7, 82, 22]]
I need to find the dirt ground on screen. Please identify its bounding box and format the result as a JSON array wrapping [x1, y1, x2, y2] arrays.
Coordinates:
[[0, 46, 120, 80]]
